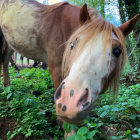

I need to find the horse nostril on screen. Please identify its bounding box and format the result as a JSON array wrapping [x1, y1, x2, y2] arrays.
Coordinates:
[[77, 88, 90, 109], [54, 82, 65, 101]]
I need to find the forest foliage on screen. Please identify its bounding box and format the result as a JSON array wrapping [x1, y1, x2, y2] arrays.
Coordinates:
[[0, 67, 140, 139]]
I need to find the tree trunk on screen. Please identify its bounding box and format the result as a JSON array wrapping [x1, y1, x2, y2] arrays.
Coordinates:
[[117, 0, 126, 23], [118, 0, 140, 70], [123, 0, 140, 70]]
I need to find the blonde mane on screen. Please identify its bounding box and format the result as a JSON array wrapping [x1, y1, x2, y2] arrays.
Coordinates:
[[62, 17, 126, 94]]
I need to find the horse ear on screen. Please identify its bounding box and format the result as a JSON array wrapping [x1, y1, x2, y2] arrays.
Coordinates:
[[80, 3, 90, 25], [118, 14, 139, 37]]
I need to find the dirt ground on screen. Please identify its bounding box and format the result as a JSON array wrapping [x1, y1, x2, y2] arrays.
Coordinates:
[[0, 118, 27, 140], [0, 117, 53, 140]]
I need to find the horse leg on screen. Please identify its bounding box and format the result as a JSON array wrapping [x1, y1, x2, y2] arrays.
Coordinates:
[[10, 57, 19, 71], [27, 58, 29, 67], [33, 61, 39, 67], [41, 62, 47, 69], [13, 52, 17, 64], [3, 42, 14, 87], [0, 34, 3, 78], [20, 55, 23, 67]]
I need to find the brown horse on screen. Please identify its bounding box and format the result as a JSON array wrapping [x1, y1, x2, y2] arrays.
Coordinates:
[[0, 0, 95, 87], [0, 0, 139, 124]]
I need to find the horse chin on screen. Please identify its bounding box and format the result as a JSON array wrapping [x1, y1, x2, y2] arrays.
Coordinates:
[[58, 116, 84, 124], [57, 105, 92, 124]]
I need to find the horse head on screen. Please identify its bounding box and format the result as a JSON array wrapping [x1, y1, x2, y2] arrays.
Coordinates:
[[54, 4, 139, 124]]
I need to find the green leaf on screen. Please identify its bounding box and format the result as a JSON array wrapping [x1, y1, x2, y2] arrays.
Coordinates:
[[137, 128, 140, 133], [125, 130, 131, 135], [132, 135, 139, 138], [63, 122, 71, 134], [17, 127, 23, 132], [37, 110, 46, 115], [118, 136, 124, 139], [70, 124, 78, 131], [91, 123, 96, 127], [7, 93, 12, 100], [87, 130, 98, 139], [96, 123, 103, 128], [66, 135, 86, 140], [78, 135, 86, 140], [100, 111, 108, 117], [121, 102, 127, 106], [66, 135, 76, 140], [134, 127, 137, 131], [7, 131, 11, 139], [25, 98, 34, 106], [77, 127, 88, 136], [9, 133, 16, 140], [111, 107, 119, 111], [103, 105, 110, 109], [110, 136, 119, 139], [5, 86, 11, 93]]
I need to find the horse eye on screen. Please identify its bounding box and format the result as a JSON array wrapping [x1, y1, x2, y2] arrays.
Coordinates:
[[113, 47, 122, 57], [70, 42, 74, 50]]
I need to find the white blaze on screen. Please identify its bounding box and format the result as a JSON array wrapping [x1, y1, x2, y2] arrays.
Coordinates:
[[66, 33, 111, 101]]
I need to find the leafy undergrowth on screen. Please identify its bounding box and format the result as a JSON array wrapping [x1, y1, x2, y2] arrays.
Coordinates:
[[0, 67, 63, 140], [66, 84, 140, 140], [0, 67, 140, 140]]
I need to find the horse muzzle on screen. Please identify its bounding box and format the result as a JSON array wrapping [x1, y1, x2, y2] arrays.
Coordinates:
[[54, 81, 92, 123]]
